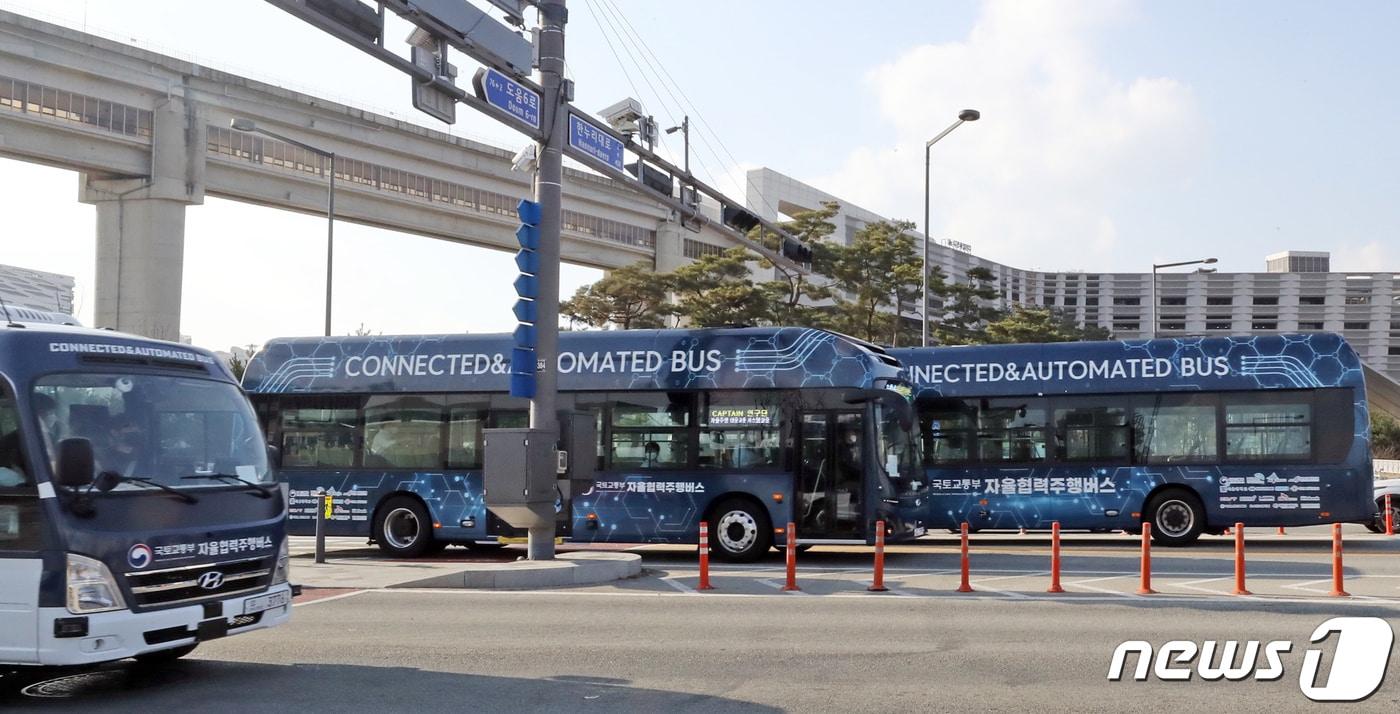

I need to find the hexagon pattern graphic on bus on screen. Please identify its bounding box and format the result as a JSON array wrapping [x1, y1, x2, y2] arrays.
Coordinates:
[[286, 471, 488, 538], [890, 334, 1372, 530], [244, 327, 895, 395]]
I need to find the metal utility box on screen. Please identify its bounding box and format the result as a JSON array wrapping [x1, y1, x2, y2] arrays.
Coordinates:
[[483, 427, 557, 528]]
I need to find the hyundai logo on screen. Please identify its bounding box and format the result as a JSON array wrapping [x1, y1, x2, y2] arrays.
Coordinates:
[[197, 571, 225, 590]]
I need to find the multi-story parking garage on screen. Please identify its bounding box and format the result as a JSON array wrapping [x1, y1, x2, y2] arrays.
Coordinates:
[[745, 167, 1400, 386]]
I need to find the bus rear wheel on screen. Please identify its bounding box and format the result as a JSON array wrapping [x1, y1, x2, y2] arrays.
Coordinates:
[[1145, 490, 1205, 547], [373, 497, 436, 558], [710, 498, 772, 563], [1366, 497, 1397, 533]]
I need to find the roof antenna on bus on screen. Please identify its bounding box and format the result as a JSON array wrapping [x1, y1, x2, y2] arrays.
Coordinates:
[[0, 295, 19, 328]]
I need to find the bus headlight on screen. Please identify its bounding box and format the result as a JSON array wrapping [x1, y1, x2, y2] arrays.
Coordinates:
[[66, 553, 126, 614], [271, 539, 290, 585]]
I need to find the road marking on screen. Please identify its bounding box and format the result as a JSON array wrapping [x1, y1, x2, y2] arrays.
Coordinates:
[[1174, 577, 1233, 596], [293, 589, 366, 607], [658, 576, 694, 594], [369, 586, 1400, 606]]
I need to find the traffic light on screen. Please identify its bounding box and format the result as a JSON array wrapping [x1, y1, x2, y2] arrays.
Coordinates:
[[780, 236, 812, 265], [720, 204, 761, 232], [512, 199, 542, 398]]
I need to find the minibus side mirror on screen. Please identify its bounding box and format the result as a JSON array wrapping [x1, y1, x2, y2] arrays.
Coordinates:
[[55, 438, 95, 489], [266, 443, 282, 469]]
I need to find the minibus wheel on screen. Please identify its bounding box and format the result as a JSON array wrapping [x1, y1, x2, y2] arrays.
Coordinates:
[[1145, 489, 1205, 547], [710, 497, 772, 563], [373, 496, 435, 558]]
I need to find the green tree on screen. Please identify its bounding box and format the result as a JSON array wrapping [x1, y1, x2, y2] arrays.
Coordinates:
[[983, 307, 1078, 344], [1374, 412, 1400, 459], [933, 266, 1004, 345], [825, 220, 922, 343], [560, 262, 668, 329], [668, 247, 771, 327]]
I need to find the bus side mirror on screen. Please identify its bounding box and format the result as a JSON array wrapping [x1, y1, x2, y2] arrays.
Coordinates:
[[266, 444, 282, 469], [55, 438, 95, 489]]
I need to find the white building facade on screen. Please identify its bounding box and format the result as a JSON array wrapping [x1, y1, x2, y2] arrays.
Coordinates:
[[744, 168, 1400, 381]]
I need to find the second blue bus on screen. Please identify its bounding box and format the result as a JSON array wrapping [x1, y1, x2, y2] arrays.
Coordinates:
[[891, 333, 1374, 545]]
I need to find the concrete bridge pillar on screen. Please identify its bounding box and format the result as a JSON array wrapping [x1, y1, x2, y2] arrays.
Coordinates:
[[79, 96, 204, 342]]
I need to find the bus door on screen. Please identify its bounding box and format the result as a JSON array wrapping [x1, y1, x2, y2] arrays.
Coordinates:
[[797, 411, 865, 539]]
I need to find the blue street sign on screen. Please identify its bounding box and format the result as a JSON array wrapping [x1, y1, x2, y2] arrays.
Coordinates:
[[513, 323, 537, 349], [474, 67, 540, 130], [512, 299, 537, 323], [517, 199, 542, 226], [514, 274, 538, 297], [515, 224, 539, 251], [515, 249, 539, 275], [568, 113, 625, 172]]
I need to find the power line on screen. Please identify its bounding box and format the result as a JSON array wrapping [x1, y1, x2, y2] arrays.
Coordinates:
[[595, 0, 782, 222]]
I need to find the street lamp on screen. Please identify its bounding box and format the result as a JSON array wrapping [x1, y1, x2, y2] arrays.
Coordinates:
[[922, 109, 980, 347], [664, 115, 690, 176], [1150, 257, 1218, 338], [230, 118, 337, 337]]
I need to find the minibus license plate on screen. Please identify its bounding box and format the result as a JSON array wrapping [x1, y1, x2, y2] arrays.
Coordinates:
[[243, 590, 291, 615]]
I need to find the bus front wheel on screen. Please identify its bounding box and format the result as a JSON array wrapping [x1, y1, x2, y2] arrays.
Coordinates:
[[1144, 490, 1205, 547], [373, 497, 436, 558], [710, 498, 772, 563]]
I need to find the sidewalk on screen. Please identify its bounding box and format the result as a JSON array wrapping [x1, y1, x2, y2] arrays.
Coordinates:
[[289, 537, 641, 590]]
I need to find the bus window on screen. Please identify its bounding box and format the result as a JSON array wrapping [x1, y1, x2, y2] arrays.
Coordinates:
[[1054, 400, 1130, 462], [446, 403, 487, 469], [1224, 396, 1311, 461], [1134, 394, 1217, 464], [363, 395, 444, 469], [699, 392, 780, 469], [0, 385, 30, 488], [978, 399, 1047, 463], [920, 399, 976, 465], [610, 393, 692, 469], [281, 398, 359, 468]]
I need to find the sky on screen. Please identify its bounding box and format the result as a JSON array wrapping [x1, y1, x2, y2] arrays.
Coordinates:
[[0, 0, 1397, 351]]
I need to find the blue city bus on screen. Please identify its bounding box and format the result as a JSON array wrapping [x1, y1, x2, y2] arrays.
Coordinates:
[[890, 334, 1374, 545], [242, 327, 925, 561], [0, 321, 290, 667]]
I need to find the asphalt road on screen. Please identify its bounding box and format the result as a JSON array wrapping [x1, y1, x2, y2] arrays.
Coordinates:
[[7, 529, 1400, 713]]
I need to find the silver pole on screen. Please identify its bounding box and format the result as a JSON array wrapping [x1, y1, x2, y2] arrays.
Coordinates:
[[528, 0, 566, 561], [920, 118, 970, 347], [922, 143, 931, 347], [1150, 265, 1157, 338], [325, 153, 336, 337]]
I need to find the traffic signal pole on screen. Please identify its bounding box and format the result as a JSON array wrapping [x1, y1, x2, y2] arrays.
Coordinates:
[[528, 0, 566, 562]]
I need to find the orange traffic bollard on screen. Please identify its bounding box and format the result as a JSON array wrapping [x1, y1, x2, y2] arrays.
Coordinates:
[[1232, 522, 1251, 596], [783, 522, 800, 591], [868, 520, 888, 592], [697, 521, 715, 591], [1329, 523, 1349, 597], [956, 522, 975, 592], [1277, 526, 1286, 536], [1137, 523, 1157, 595], [1047, 521, 1065, 593], [1387, 494, 1394, 536]]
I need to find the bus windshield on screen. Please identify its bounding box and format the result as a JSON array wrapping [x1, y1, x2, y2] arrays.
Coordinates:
[[33, 373, 269, 490], [876, 401, 922, 495]]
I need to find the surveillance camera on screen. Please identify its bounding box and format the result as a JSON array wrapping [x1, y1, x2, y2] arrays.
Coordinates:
[[599, 97, 646, 133], [511, 143, 538, 173]]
